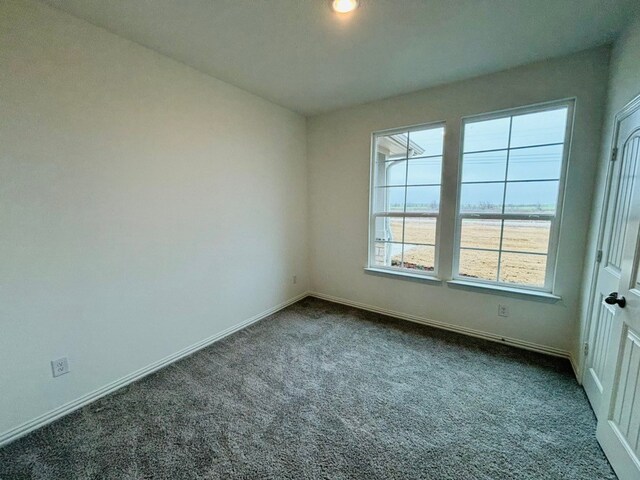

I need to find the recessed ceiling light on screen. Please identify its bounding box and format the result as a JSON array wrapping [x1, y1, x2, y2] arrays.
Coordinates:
[[331, 0, 359, 14]]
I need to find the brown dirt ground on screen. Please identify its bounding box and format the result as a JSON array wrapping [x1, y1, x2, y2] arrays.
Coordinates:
[[385, 219, 549, 287]]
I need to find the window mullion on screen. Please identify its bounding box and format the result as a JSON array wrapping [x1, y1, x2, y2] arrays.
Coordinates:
[[495, 116, 513, 283], [401, 134, 411, 268]]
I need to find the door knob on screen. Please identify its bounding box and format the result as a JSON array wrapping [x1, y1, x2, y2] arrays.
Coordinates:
[[605, 292, 626, 308]]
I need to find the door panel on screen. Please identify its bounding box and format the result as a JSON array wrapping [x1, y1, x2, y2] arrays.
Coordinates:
[[596, 106, 640, 480], [610, 329, 640, 457], [585, 108, 640, 416], [608, 136, 640, 271], [587, 298, 615, 393]]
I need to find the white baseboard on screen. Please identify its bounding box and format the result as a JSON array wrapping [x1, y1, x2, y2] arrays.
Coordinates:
[[0, 291, 309, 448], [309, 291, 574, 362]]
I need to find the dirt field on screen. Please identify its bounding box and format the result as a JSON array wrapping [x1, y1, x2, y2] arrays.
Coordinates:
[[386, 218, 549, 286]]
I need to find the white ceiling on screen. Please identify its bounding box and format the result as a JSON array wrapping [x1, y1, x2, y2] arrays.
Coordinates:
[[44, 0, 639, 115]]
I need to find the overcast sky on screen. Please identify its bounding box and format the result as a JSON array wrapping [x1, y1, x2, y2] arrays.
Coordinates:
[[381, 107, 568, 212]]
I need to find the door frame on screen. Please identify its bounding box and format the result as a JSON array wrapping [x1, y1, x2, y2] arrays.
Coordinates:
[[579, 92, 640, 384]]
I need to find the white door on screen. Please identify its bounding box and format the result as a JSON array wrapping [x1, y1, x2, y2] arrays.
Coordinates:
[[596, 103, 640, 480], [584, 100, 640, 417]]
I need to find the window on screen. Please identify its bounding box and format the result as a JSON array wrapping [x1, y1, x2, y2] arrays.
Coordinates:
[[369, 123, 445, 276], [453, 101, 573, 291]]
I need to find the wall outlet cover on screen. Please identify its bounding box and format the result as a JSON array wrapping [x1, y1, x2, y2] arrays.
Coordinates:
[[51, 357, 70, 377]]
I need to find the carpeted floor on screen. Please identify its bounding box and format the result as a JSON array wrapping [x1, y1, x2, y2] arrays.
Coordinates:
[[0, 297, 616, 479]]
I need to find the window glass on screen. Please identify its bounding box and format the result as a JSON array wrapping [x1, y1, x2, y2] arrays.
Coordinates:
[[408, 127, 445, 157], [499, 253, 547, 287], [455, 102, 571, 290], [374, 242, 403, 268], [403, 217, 437, 245], [385, 161, 407, 186], [502, 220, 551, 254], [503, 181, 559, 215], [374, 217, 403, 243], [507, 145, 563, 181], [407, 157, 442, 185], [463, 117, 510, 153], [460, 183, 504, 214], [402, 244, 435, 271], [370, 123, 445, 276], [461, 151, 508, 183], [373, 186, 405, 213], [406, 186, 441, 213], [459, 249, 499, 281], [460, 219, 502, 250], [509, 108, 568, 148], [376, 133, 407, 160]]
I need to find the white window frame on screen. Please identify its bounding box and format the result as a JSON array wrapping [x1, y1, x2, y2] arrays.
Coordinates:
[[452, 99, 575, 293], [367, 121, 446, 279]]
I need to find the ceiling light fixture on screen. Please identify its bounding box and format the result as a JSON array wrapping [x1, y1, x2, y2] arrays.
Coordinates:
[[331, 0, 359, 14]]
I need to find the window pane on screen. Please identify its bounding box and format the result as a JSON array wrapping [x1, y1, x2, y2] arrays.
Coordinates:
[[510, 107, 568, 148], [373, 217, 403, 243], [390, 244, 404, 267], [402, 244, 435, 271], [460, 219, 501, 250], [407, 157, 442, 185], [385, 161, 407, 186], [502, 220, 551, 253], [406, 186, 440, 212], [460, 183, 504, 214], [376, 133, 408, 160], [504, 181, 559, 214], [389, 217, 404, 243], [374, 186, 405, 213], [373, 242, 402, 268], [408, 126, 445, 157], [455, 102, 571, 290], [403, 217, 436, 245], [507, 145, 563, 181], [371, 124, 444, 275], [461, 151, 507, 183], [499, 252, 547, 287], [459, 249, 499, 281], [463, 117, 510, 153]]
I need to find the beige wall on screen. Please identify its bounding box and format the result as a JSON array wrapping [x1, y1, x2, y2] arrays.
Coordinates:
[[307, 48, 610, 360], [0, 0, 308, 439], [578, 17, 640, 374]]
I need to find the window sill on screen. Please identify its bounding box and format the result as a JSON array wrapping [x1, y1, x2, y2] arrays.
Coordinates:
[[447, 279, 562, 303], [364, 267, 443, 284]]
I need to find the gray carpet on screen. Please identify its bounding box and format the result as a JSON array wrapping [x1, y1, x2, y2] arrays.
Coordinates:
[[0, 297, 616, 479]]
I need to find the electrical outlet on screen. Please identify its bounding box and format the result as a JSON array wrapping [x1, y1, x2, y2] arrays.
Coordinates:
[[51, 357, 70, 377], [498, 304, 509, 317], [293, 275, 297, 284]]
